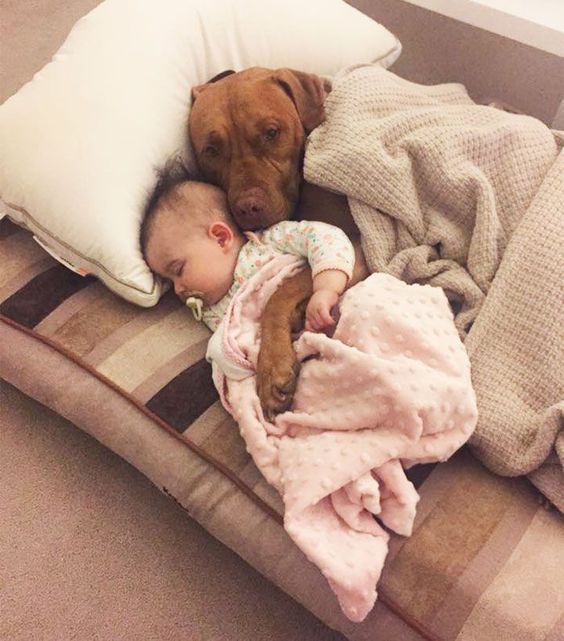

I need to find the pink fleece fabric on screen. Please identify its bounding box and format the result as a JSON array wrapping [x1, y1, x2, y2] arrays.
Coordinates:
[[211, 255, 478, 622]]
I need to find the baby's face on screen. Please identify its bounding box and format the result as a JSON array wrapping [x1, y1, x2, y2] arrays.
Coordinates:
[[146, 211, 238, 306]]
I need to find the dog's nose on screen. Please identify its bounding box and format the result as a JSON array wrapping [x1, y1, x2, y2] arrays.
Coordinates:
[[234, 188, 267, 227]]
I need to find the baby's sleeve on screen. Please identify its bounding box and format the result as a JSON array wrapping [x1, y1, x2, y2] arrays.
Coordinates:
[[262, 220, 355, 281], [201, 308, 222, 332]]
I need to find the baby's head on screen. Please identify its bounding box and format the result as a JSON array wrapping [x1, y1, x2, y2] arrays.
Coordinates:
[[141, 178, 244, 306]]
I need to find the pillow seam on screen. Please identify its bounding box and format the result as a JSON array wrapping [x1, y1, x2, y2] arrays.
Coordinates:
[[3, 201, 157, 297]]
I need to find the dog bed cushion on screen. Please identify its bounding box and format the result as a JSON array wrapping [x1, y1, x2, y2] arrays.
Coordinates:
[[0, 0, 401, 307], [1, 217, 563, 641]]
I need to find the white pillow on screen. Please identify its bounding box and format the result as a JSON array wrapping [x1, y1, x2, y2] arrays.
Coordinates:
[[0, 0, 401, 306]]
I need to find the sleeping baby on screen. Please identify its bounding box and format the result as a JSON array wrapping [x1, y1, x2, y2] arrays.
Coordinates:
[[141, 177, 360, 338], [141, 172, 478, 623]]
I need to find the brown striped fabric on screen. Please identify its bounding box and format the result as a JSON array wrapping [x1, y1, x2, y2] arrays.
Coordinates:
[[1, 216, 563, 641], [0, 218, 20, 239], [146, 359, 217, 432], [0, 219, 215, 418], [0, 265, 95, 328]]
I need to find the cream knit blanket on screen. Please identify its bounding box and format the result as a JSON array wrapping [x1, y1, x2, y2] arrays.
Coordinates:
[[304, 65, 564, 509]]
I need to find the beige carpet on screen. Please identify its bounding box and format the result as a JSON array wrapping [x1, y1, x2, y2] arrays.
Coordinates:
[[0, 2, 345, 638], [0, 381, 345, 641]]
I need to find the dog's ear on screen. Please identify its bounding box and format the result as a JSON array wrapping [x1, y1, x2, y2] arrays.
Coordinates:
[[208, 69, 236, 84], [191, 70, 236, 102], [273, 69, 330, 133]]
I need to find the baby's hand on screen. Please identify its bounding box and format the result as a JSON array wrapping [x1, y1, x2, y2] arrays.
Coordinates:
[[305, 289, 339, 332]]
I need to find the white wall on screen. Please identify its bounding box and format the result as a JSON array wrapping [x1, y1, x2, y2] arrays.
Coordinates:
[[348, 0, 564, 126]]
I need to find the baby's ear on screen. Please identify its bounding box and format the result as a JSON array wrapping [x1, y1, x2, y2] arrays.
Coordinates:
[[209, 221, 232, 248]]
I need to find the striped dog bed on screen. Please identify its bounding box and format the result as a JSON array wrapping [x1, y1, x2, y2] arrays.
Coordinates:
[[1, 217, 563, 641]]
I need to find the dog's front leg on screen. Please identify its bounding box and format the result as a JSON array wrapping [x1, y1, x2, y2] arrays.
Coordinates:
[[257, 268, 313, 418]]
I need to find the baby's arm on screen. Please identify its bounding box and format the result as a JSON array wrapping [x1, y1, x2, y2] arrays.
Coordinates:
[[261, 220, 355, 331], [305, 269, 348, 331]]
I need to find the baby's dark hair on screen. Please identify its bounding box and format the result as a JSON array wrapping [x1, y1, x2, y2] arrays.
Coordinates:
[[140, 157, 192, 258]]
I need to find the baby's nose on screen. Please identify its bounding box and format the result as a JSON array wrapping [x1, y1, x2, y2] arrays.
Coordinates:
[[173, 280, 187, 301]]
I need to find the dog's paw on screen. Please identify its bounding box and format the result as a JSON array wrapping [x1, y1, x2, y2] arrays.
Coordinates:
[[256, 346, 300, 420]]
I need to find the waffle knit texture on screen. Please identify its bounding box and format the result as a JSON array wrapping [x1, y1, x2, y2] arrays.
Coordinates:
[[304, 65, 563, 509]]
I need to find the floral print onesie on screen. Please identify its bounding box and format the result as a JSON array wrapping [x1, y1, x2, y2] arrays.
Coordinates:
[[200, 220, 355, 331]]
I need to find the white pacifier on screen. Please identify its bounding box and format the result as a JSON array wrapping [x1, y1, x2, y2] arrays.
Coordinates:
[[185, 296, 204, 321]]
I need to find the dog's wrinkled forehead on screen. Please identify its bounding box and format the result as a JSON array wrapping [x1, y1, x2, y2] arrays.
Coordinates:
[[190, 69, 266, 126], [191, 67, 271, 103], [189, 69, 304, 150], [190, 67, 327, 144]]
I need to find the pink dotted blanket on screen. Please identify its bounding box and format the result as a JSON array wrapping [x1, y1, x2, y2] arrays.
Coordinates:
[[208, 254, 478, 622]]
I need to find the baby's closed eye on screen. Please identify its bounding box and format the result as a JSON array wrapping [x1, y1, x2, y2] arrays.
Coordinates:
[[168, 260, 185, 278]]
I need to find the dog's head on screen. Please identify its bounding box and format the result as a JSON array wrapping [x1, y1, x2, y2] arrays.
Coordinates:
[[189, 67, 329, 230]]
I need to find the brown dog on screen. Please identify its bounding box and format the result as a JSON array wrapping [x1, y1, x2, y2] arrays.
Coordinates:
[[189, 67, 365, 415]]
